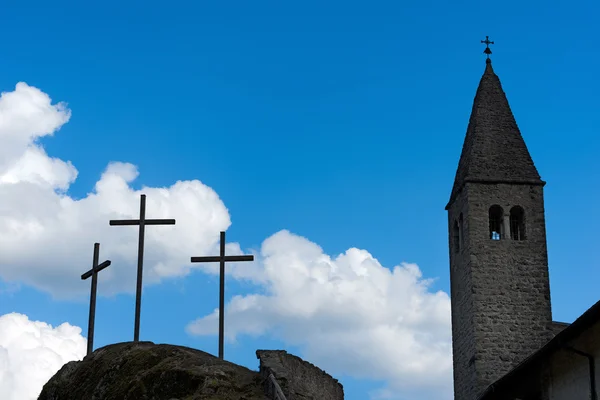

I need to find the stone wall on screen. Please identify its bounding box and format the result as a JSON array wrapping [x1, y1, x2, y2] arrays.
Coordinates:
[[448, 182, 554, 400], [256, 350, 344, 400], [447, 187, 478, 400], [549, 321, 570, 337]]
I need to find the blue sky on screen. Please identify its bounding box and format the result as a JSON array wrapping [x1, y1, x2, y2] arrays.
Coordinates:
[[0, 1, 598, 399]]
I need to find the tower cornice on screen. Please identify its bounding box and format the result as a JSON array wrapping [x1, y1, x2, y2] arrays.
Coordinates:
[[445, 179, 546, 210]]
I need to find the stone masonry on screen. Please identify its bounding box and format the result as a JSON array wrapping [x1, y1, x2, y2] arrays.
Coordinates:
[[256, 350, 344, 400], [446, 60, 554, 400]]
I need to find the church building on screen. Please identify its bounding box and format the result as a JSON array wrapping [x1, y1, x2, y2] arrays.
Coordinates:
[[446, 39, 600, 400]]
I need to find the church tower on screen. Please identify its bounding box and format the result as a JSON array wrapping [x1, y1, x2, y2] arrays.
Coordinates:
[[446, 43, 553, 400]]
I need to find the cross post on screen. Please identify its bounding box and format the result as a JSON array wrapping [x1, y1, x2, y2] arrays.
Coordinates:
[[190, 231, 254, 359], [81, 242, 112, 356], [109, 194, 176, 342]]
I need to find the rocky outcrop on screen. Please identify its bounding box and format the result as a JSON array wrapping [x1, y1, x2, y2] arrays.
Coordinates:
[[38, 341, 267, 400]]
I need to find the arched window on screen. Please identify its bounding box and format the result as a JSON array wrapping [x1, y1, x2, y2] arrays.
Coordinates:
[[459, 213, 464, 248], [489, 205, 503, 240], [510, 206, 526, 240], [453, 220, 460, 253]]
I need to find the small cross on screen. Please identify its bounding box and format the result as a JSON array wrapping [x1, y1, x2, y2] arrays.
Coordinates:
[[190, 231, 254, 360], [481, 36, 494, 59], [109, 194, 176, 342], [81, 243, 112, 356]]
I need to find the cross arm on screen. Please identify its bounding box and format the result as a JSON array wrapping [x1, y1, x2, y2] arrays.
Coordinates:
[[109, 219, 176, 226], [81, 260, 112, 280], [190, 255, 254, 263]]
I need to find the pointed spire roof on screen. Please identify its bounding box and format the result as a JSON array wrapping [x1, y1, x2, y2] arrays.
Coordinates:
[[446, 59, 545, 209]]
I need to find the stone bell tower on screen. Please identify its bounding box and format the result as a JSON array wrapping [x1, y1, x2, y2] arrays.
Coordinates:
[[446, 39, 553, 400]]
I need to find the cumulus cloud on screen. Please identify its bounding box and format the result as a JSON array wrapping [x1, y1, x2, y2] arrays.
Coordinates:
[[0, 313, 86, 400], [186, 230, 453, 398], [0, 82, 260, 298], [0, 82, 453, 399], [0, 83, 71, 176]]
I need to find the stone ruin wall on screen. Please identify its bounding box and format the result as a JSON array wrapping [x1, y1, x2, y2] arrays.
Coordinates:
[[256, 350, 344, 400]]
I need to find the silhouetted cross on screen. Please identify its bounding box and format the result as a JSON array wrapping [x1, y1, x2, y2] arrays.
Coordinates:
[[109, 194, 176, 342], [190, 231, 254, 360], [481, 36, 494, 58], [81, 243, 112, 356]]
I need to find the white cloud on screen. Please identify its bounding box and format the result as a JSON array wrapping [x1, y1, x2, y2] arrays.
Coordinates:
[[0, 83, 70, 152], [186, 230, 453, 398], [0, 82, 260, 298], [0, 82, 452, 399], [0, 313, 86, 400]]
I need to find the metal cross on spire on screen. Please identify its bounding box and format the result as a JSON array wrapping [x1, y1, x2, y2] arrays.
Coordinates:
[[481, 36, 494, 59]]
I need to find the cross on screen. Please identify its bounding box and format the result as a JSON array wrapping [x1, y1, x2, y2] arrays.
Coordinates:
[[190, 231, 254, 359], [81, 242, 112, 356], [481, 36, 494, 59], [109, 194, 176, 342]]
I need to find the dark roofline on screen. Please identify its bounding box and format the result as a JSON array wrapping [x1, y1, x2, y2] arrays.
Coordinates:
[[445, 179, 546, 210], [478, 299, 600, 399]]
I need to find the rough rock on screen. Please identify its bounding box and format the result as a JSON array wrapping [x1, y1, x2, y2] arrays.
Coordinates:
[[256, 350, 344, 400], [38, 341, 267, 400]]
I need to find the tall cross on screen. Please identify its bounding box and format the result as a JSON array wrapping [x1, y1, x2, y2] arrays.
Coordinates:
[[81, 243, 112, 356], [109, 194, 176, 342], [190, 231, 254, 359], [481, 36, 494, 59]]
